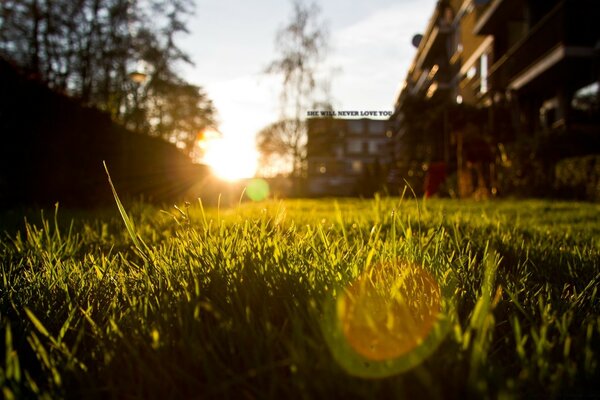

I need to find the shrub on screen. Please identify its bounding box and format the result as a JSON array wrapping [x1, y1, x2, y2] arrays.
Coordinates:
[[555, 155, 600, 202]]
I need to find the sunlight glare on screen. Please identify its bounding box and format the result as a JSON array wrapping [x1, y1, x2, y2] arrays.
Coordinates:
[[201, 137, 258, 181]]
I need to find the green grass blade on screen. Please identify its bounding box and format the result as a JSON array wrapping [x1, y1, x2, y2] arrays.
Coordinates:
[[24, 308, 50, 338], [103, 161, 146, 254]]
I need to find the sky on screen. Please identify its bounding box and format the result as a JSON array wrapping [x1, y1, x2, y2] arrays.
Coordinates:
[[179, 0, 438, 177]]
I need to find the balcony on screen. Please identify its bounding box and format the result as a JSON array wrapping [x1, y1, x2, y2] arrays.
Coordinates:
[[473, 0, 515, 36], [487, 1, 599, 91], [413, 6, 455, 74]]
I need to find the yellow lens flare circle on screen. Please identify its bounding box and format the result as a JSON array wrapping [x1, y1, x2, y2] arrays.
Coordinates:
[[322, 261, 455, 378], [339, 265, 441, 361]]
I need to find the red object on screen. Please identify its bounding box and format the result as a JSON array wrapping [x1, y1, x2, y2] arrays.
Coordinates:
[[424, 162, 447, 198]]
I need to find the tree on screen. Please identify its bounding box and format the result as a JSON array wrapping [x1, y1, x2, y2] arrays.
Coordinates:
[[257, 119, 306, 177], [0, 0, 138, 100], [258, 0, 329, 177], [0, 0, 215, 157], [146, 78, 216, 153]]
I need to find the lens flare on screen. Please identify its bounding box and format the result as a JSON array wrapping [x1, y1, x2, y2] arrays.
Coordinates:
[[322, 261, 455, 378], [339, 265, 441, 361], [246, 178, 270, 201]]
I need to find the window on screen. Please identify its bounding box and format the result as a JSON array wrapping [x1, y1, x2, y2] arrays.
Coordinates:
[[571, 82, 599, 123], [571, 82, 599, 112], [369, 141, 379, 154], [347, 139, 362, 154], [480, 53, 488, 94], [333, 145, 344, 159], [348, 121, 363, 134], [369, 121, 385, 134]]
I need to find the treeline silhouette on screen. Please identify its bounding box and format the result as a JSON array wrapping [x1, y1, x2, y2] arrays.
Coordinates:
[[0, 59, 214, 208], [0, 0, 215, 153]]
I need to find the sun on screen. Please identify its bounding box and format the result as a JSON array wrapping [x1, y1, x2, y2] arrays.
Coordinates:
[[201, 137, 258, 181]]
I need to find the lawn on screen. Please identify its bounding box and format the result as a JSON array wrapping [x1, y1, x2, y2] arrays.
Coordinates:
[[1, 196, 599, 399]]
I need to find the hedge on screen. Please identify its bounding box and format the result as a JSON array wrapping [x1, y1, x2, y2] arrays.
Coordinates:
[[555, 155, 600, 202]]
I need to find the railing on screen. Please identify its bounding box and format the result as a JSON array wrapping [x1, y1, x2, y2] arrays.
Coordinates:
[[488, 1, 595, 88]]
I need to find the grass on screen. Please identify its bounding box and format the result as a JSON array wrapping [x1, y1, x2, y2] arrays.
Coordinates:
[[1, 195, 599, 399]]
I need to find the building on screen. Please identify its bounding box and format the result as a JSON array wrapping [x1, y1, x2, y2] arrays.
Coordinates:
[[476, 0, 599, 133], [306, 118, 392, 196], [390, 0, 460, 196], [391, 0, 600, 198]]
